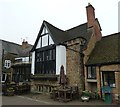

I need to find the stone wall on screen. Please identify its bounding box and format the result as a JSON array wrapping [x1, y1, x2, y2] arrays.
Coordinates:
[[85, 64, 120, 103], [31, 79, 59, 93], [66, 28, 101, 92], [66, 38, 84, 91], [100, 64, 120, 94], [84, 28, 101, 64]]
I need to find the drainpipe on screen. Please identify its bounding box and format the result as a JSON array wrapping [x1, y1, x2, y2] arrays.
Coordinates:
[[29, 52, 31, 63], [2, 49, 4, 73], [79, 39, 86, 91], [98, 64, 102, 99]]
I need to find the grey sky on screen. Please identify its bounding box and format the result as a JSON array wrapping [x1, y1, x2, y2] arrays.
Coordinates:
[[0, 0, 119, 45]]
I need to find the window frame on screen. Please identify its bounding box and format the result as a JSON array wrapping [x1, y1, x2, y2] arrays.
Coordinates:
[[4, 60, 11, 69], [102, 71, 116, 88], [87, 66, 96, 79], [35, 46, 56, 75]]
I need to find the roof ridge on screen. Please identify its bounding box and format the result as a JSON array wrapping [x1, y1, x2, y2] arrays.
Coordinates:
[[102, 32, 120, 38], [86, 32, 120, 66], [43, 20, 65, 32], [1, 39, 21, 46], [66, 22, 87, 31]]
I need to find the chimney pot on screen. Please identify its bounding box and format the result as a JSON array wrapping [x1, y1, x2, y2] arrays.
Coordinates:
[[88, 3, 91, 6], [86, 3, 95, 27], [22, 39, 28, 49]]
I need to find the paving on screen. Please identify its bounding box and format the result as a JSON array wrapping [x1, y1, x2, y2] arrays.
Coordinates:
[[20, 92, 118, 106]]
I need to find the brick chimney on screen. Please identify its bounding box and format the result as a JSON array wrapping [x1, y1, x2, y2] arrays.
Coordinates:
[[86, 3, 95, 28], [22, 39, 29, 49], [86, 3, 102, 41]]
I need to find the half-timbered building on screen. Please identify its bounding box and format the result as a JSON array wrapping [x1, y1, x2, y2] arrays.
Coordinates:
[[30, 3, 102, 93]]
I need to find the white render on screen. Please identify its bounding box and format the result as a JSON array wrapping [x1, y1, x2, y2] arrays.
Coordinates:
[[36, 35, 54, 49], [42, 35, 48, 47], [36, 26, 54, 49], [31, 51, 35, 75], [56, 45, 66, 75], [36, 37, 41, 49], [32, 25, 66, 75], [49, 36, 54, 45], [15, 57, 29, 63]]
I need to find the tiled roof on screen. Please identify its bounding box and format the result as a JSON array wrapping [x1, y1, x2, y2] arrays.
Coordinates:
[[1, 40, 32, 57], [31, 20, 94, 51], [2, 40, 21, 55], [86, 32, 120, 66], [45, 20, 93, 44], [44, 21, 68, 44]]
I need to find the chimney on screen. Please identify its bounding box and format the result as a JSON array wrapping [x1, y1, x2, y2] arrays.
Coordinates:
[[86, 3, 95, 27], [22, 39, 29, 49]]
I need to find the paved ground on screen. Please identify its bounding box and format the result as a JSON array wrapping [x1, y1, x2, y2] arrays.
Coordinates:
[[2, 95, 47, 105], [10, 93, 118, 105], [2, 93, 119, 106]]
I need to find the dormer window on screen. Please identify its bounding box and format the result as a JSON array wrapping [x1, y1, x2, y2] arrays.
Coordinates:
[[4, 60, 11, 69]]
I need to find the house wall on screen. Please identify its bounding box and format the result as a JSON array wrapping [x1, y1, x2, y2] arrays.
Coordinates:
[[84, 29, 101, 92], [31, 51, 35, 75], [0, 40, 2, 82], [66, 38, 83, 91], [118, 64, 120, 94], [100, 65, 120, 97], [84, 66, 98, 92], [15, 57, 29, 63], [56, 45, 66, 75], [36, 37, 41, 49], [66, 34, 100, 91], [84, 28, 101, 64], [36, 35, 54, 49], [85, 64, 120, 102], [0, 40, 2, 74], [31, 79, 58, 93]]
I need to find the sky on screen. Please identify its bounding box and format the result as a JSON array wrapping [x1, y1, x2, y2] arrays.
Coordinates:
[[0, 0, 119, 45]]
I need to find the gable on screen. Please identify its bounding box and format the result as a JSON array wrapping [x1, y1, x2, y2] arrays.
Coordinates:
[[34, 24, 54, 49], [31, 22, 54, 51], [31, 20, 94, 52]]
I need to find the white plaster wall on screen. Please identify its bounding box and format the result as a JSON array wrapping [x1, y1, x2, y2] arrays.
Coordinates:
[[56, 45, 66, 75], [31, 51, 35, 75], [36, 37, 41, 49], [36, 35, 54, 49], [49, 36, 54, 45], [15, 57, 29, 63], [22, 57, 29, 62], [42, 35, 48, 47], [0, 40, 2, 73]]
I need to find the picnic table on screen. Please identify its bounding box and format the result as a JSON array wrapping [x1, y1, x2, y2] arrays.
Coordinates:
[[52, 88, 72, 102]]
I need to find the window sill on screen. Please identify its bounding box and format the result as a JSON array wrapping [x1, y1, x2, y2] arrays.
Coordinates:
[[87, 79, 97, 82]]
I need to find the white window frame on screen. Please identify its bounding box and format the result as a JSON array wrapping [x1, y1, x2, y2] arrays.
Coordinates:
[[1, 73, 7, 82], [4, 60, 11, 69]]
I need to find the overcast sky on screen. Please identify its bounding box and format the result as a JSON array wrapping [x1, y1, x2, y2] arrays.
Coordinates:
[[0, 0, 119, 45]]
